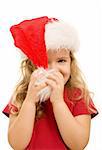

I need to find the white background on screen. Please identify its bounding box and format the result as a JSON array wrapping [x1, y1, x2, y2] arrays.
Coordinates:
[[0, 0, 101, 149]]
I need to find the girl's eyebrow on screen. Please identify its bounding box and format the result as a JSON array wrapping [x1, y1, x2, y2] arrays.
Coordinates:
[[57, 56, 69, 59]]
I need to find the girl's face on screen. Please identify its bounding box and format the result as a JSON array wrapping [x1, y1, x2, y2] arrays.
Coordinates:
[[47, 49, 71, 84]]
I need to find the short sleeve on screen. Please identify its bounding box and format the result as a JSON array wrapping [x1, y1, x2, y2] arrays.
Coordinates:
[[72, 98, 98, 119], [2, 95, 18, 118], [2, 103, 10, 117]]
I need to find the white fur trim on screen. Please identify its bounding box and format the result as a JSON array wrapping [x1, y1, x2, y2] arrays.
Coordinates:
[[45, 20, 80, 52]]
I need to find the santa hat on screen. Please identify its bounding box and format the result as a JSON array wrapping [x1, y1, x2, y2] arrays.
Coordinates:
[[10, 16, 80, 68]]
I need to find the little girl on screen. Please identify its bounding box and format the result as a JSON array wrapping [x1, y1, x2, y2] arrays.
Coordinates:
[[3, 16, 98, 150]]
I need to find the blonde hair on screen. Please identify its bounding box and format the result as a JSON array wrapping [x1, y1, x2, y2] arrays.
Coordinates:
[[10, 50, 94, 119]]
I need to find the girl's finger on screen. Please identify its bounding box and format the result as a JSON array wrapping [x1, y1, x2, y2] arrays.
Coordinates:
[[45, 78, 57, 89], [53, 71, 64, 81], [36, 82, 47, 90], [47, 74, 59, 84]]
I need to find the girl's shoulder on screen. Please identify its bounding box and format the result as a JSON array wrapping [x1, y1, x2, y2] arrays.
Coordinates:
[[64, 87, 99, 119], [64, 87, 82, 101]]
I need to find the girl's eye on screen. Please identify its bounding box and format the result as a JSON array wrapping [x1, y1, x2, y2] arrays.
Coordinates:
[[58, 59, 66, 63]]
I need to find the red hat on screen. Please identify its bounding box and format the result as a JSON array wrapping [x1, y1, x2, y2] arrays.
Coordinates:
[[10, 16, 79, 68]]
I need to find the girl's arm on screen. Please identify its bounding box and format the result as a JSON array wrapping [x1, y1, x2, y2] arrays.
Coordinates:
[[8, 71, 47, 150], [45, 70, 91, 150], [8, 100, 36, 150], [52, 101, 91, 150]]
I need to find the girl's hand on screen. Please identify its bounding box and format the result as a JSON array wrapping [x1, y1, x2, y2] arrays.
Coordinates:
[[25, 70, 47, 105], [45, 71, 64, 104]]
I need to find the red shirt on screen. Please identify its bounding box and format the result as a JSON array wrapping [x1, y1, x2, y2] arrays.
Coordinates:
[[2, 88, 98, 150]]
